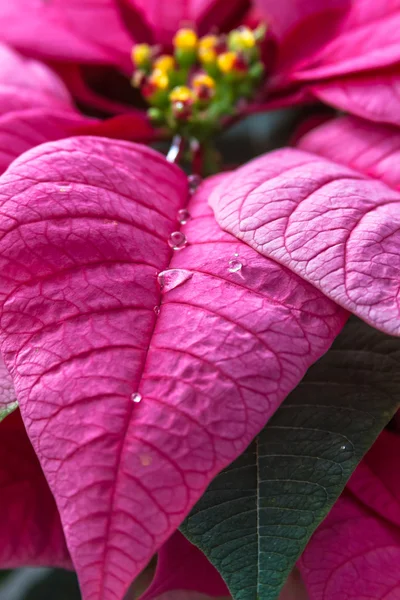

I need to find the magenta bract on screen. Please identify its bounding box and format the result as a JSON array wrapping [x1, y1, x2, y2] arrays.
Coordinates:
[[210, 147, 400, 336], [0, 137, 345, 600]]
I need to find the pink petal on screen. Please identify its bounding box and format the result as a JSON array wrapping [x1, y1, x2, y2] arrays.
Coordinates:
[[0, 109, 93, 175], [0, 1, 133, 72], [210, 149, 400, 335], [311, 71, 400, 128], [124, 0, 250, 45], [254, 0, 349, 72], [299, 492, 400, 600], [140, 532, 228, 600], [294, 1, 400, 81], [257, 0, 400, 80], [297, 116, 400, 189], [0, 43, 73, 114], [347, 430, 400, 529], [0, 410, 71, 569], [0, 139, 345, 600]]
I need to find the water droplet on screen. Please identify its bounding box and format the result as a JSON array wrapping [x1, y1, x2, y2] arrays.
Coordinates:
[[131, 392, 142, 403], [177, 208, 190, 225], [168, 231, 188, 250], [157, 268, 193, 292], [153, 306, 160, 315], [188, 174, 202, 193], [234, 252, 239, 257], [228, 258, 243, 273]]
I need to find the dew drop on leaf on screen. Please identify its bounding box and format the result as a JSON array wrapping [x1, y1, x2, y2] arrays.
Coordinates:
[[153, 306, 160, 315], [188, 174, 202, 193], [228, 258, 243, 273], [168, 231, 188, 250], [157, 269, 193, 292], [177, 208, 190, 225], [131, 393, 142, 403]]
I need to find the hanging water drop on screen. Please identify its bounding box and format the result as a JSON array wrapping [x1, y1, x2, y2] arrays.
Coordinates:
[[157, 268, 193, 292], [168, 231, 188, 250], [188, 174, 202, 193], [228, 257, 243, 273], [131, 392, 142, 403], [177, 208, 190, 225], [153, 305, 160, 315]]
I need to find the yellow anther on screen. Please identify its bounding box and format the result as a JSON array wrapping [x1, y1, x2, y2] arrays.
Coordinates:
[[229, 27, 256, 51], [173, 28, 198, 50], [217, 52, 238, 73], [153, 55, 175, 73], [199, 46, 217, 65], [131, 43, 151, 68], [192, 73, 216, 90], [149, 69, 169, 90], [169, 86, 195, 103]]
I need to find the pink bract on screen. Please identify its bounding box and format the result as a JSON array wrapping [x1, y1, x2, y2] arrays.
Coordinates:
[[210, 147, 400, 336], [0, 411, 71, 569], [298, 115, 400, 188], [141, 532, 228, 600], [0, 137, 345, 600], [0, 1, 399, 125], [299, 491, 400, 599]]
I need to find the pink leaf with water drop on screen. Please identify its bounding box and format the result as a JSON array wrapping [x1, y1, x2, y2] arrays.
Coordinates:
[[210, 147, 400, 336], [0, 138, 345, 600], [140, 531, 229, 600]]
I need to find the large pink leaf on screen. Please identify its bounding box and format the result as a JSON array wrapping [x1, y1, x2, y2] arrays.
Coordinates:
[[210, 148, 400, 336], [0, 1, 133, 72], [0, 138, 345, 600], [299, 491, 400, 600], [141, 532, 228, 600], [0, 43, 73, 114], [298, 116, 400, 189], [0, 410, 71, 568]]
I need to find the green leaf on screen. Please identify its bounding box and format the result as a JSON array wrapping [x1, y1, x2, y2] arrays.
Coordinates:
[[0, 401, 18, 423], [180, 318, 400, 600]]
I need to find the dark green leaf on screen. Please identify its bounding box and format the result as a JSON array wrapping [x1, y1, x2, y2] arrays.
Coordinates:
[[180, 318, 400, 600]]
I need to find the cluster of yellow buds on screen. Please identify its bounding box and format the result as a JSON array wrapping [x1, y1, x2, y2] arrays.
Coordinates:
[[131, 24, 266, 141]]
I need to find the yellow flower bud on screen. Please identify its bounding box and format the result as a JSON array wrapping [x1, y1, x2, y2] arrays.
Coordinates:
[[199, 34, 219, 51], [192, 73, 216, 90], [169, 86, 195, 103], [131, 43, 152, 68], [149, 69, 169, 91], [173, 28, 198, 50], [229, 27, 256, 51], [153, 55, 175, 73], [198, 46, 217, 65], [217, 52, 238, 73]]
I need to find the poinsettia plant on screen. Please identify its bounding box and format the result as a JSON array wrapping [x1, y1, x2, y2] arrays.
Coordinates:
[[0, 1, 400, 600]]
